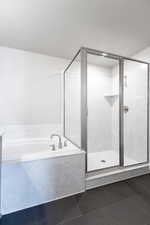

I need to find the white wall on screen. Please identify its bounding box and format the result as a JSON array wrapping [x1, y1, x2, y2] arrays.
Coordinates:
[[87, 64, 114, 153], [0, 47, 68, 143]]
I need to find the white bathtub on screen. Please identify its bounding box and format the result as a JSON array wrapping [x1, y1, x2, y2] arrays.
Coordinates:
[[2, 139, 83, 163], [1, 138, 85, 215]]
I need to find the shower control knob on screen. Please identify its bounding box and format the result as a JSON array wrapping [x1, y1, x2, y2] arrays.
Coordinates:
[[49, 144, 56, 151], [64, 140, 68, 147]]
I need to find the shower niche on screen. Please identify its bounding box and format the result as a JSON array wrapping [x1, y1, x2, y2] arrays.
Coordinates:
[[64, 47, 149, 172]]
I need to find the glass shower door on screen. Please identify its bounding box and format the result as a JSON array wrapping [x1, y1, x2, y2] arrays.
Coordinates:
[[123, 60, 148, 166], [87, 53, 120, 171]]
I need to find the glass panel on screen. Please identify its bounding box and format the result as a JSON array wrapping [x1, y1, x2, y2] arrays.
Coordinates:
[[124, 60, 148, 166], [87, 53, 120, 171], [64, 53, 81, 147]]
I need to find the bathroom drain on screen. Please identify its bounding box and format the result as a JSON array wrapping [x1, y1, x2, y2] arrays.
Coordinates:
[[101, 160, 106, 163]]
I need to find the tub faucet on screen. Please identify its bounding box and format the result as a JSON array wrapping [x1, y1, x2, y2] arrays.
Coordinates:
[[49, 144, 56, 151], [51, 134, 63, 149]]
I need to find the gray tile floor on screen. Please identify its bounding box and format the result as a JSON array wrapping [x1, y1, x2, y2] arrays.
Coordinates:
[[1, 174, 150, 225]]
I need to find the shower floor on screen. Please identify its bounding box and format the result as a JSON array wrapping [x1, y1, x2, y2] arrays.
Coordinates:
[[87, 150, 137, 171]]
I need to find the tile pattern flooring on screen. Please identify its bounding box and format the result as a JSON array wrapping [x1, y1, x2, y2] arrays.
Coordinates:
[[1, 174, 150, 225]]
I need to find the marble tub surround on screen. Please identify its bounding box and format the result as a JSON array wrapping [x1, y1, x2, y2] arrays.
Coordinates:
[[1, 137, 85, 215]]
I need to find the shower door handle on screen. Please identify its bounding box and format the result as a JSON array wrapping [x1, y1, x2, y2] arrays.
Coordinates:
[[123, 105, 129, 113]]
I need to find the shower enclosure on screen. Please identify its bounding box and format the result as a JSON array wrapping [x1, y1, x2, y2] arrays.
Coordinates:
[[64, 47, 149, 172]]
